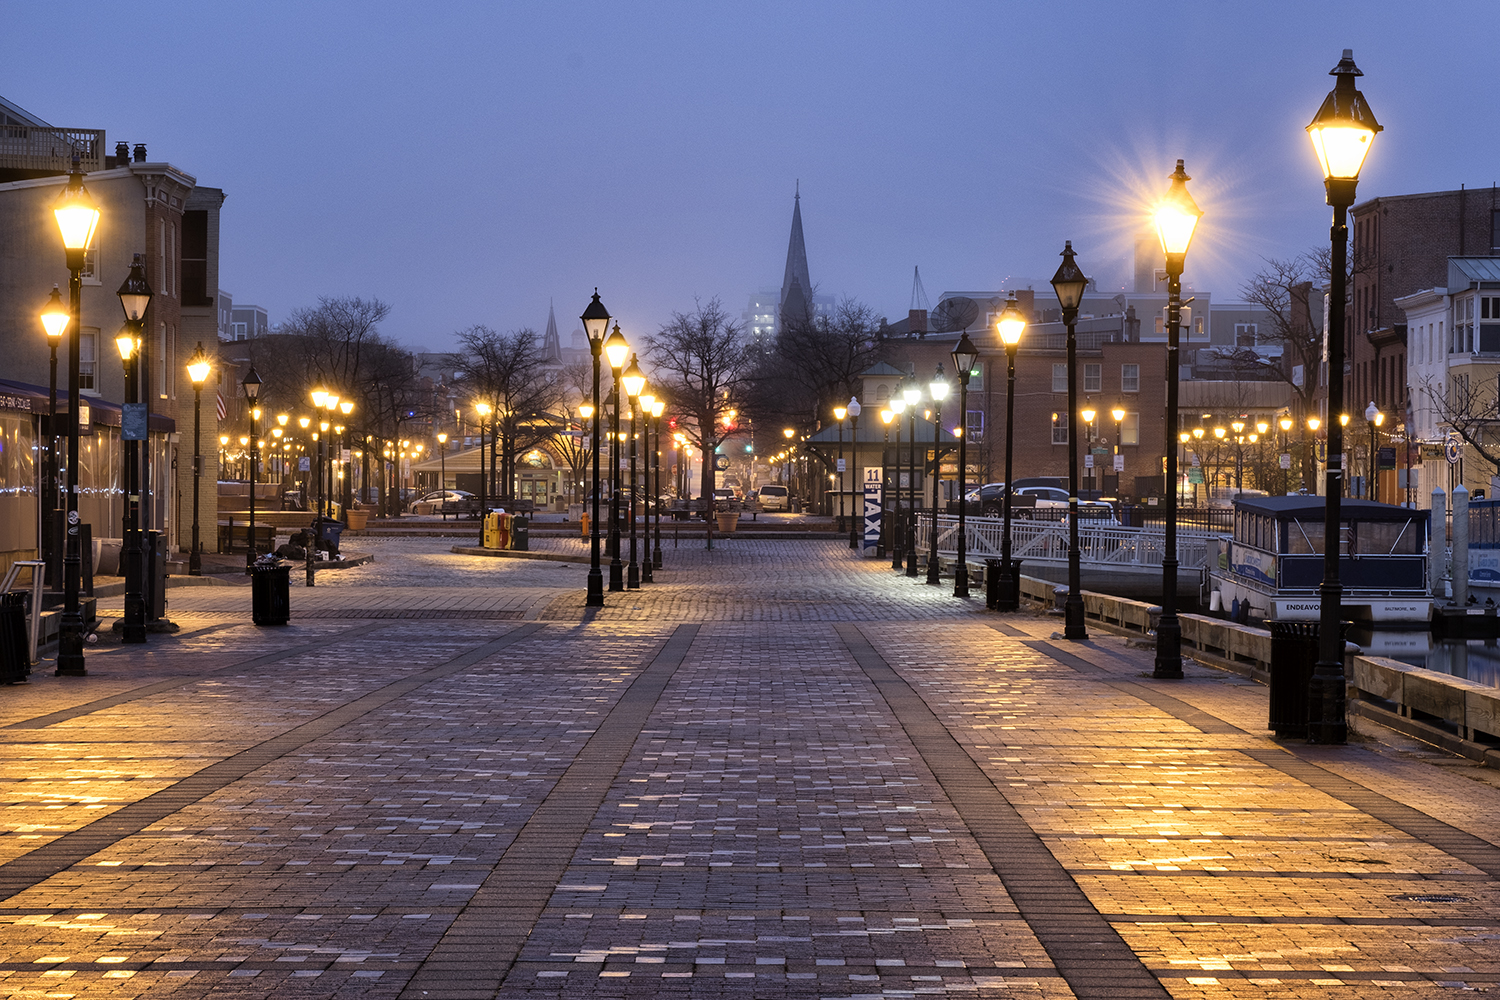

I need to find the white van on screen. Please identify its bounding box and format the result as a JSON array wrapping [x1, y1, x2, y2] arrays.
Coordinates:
[[756, 485, 790, 511]]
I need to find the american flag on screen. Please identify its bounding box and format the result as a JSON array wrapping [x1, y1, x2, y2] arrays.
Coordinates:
[[215, 391, 226, 421]]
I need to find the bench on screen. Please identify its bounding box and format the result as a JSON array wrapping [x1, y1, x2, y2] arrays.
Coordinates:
[[439, 498, 482, 519], [218, 521, 276, 553]]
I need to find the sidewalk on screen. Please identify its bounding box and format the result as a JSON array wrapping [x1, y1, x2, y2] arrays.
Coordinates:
[[1, 538, 1498, 997]]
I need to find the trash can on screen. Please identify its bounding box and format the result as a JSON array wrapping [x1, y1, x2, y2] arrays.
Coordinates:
[[1268, 621, 1336, 738], [144, 530, 168, 620], [0, 590, 30, 682], [251, 559, 291, 626], [511, 515, 529, 551], [314, 516, 344, 557], [985, 559, 1002, 610]]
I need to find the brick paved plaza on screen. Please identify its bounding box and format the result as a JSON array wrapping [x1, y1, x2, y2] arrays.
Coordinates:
[[4, 536, 1500, 998]]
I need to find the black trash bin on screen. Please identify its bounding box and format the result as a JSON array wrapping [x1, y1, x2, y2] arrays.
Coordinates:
[[985, 559, 1002, 610], [511, 515, 529, 551], [1268, 621, 1346, 738], [251, 560, 291, 626], [0, 590, 30, 683]]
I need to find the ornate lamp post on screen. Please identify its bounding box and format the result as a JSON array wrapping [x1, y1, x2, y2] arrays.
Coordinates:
[[996, 295, 1026, 610], [39, 287, 68, 590], [1365, 402, 1383, 500], [1150, 163, 1202, 674], [638, 389, 655, 584], [1112, 405, 1127, 494], [902, 379, 923, 577], [1307, 49, 1380, 743], [951, 333, 980, 597], [340, 398, 355, 514], [475, 401, 491, 544], [243, 368, 263, 566], [623, 362, 647, 589], [1279, 415, 1295, 493], [846, 397, 862, 550], [1080, 404, 1097, 496], [651, 399, 666, 569], [52, 161, 100, 676], [926, 366, 949, 585], [889, 394, 907, 571], [437, 432, 448, 495], [116, 258, 152, 643], [1051, 242, 1091, 639], [878, 409, 894, 559], [581, 291, 610, 606], [187, 344, 211, 575], [604, 324, 631, 591], [834, 404, 848, 533]]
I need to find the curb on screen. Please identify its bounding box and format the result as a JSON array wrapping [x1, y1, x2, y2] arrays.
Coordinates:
[[450, 546, 590, 564]]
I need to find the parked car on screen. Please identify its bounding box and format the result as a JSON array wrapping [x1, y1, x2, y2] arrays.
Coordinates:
[[756, 484, 791, 511], [410, 489, 476, 515], [964, 482, 1008, 515], [712, 488, 737, 504], [1015, 485, 1117, 522]]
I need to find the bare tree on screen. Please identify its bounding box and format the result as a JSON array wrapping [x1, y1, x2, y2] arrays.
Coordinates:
[[1423, 372, 1500, 476], [645, 298, 752, 540], [448, 326, 562, 499], [747, 298, 886, 431]]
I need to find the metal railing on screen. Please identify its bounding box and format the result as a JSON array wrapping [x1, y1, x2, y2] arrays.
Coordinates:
[[0, 128, 105, 173], [914, 513, 1211, 570]]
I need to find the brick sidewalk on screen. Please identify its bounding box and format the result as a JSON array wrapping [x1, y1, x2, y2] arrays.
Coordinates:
[[2, 538, 1499, 997]]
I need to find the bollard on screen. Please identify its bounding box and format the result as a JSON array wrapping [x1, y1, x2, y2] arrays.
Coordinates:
[[1454, 485, 1470, 608], [1431, 486, 1446, 600], [985, 559, 1001, 610]]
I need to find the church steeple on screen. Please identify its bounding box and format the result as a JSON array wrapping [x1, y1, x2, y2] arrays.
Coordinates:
[[779, 182, 813, 333], [541, 300, 562, 363]]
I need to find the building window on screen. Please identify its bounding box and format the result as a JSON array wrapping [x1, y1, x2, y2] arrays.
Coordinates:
[[1194, 316, 1204, 337], [1155, 315, 1165, 335], [79, 330, 97, 391], [1235, 323, 1258, 347], [1084, 363, 1101, 393], [875, 384, 889, 404], [965, 410, 984, 443], [1121, 363, 1140, 393], [1052, 363, 1067, 392], [1051, 412, 1068, 444], [966, 366, 982, 391], [1122, 412, 1140, 446]]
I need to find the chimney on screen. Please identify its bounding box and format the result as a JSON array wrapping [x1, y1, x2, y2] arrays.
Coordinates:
[[114, 142, 129, 166], [133, 143, 147, 163], [909, 309, 927, 337]]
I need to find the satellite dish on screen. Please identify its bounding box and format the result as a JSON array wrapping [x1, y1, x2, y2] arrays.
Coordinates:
[[933, 297, 979, 333]]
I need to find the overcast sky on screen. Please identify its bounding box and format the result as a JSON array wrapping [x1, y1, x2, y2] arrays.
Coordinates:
[[8, 1, 1499, 353]]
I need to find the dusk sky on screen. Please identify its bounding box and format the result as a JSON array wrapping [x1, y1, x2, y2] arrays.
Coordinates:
[[8, 1, 1499, 354]]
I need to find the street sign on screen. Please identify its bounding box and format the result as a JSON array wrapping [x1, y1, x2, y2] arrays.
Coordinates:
[[836, 458, 846, 473], [1112, 454, 1124, 472], [1280, 452, 1291, 470], [1377, 446, 1396, 470], [714, 454, 730, 471], [1084, 454, 1094, 469], [1188, 468, 1205, 484], [1446, 436, 1462, 465], [862, 467, 882, 557]]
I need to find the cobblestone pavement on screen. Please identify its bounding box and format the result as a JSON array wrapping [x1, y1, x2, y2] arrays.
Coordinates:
[[3, 538, 1500, 997]]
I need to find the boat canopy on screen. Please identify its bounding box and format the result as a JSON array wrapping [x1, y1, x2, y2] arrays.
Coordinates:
[[1231, 495, 1431, 524]]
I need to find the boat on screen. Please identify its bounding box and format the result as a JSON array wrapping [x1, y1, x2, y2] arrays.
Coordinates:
[[1208, 495, 1432, 624]]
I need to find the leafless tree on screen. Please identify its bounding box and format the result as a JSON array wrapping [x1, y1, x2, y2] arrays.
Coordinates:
[[645, 297, 752, 540], [448, 326, 562, 498], [1423, 372, 1500, 476], [747, 298, 886, 431]]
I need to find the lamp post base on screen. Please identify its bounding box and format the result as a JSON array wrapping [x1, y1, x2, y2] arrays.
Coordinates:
[[995, 559, 1020, 612], [56, 615, 86, 676], [586, 567, 604, 607], [1153, 613, 1184, 678], [1305, 661, 1348, 744], [609, 560, 624, 592], [653, 544, 663, 570], [1063, 593, 1088, 640], [953, 561, 969, 599]]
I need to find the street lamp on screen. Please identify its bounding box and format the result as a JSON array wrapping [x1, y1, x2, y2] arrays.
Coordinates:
[[604, 323, 630, 591], [879, 409, 894, 560], [115, 257, 151, 644], [340, 398, 355, 514], [1080, 404, 1097, 496], [1051, 242, 1091, 638], [1365, 401, 1383, 501], [1111, 405, 1127, 494], [581, 290, 610, 606], [927, 365, 949, 586], [1279, 415, 1295, 493], [889, 393, 907, 571], [902, 378, 922, 577], [1307, 49, 1380, 744], [437, 431, 448, 498], [52, 160, 100, 676], [475, 401, 491, 545], [651, 398, 666, 569], [834, 404, 848, 533], [996, 294, 1026, 609], [187, 344, 211, 575], [242, 368, 263, 567], [951, 332, 980, 597], [623, 357, 645, 589], [1151, 161, 1202, 676], [40, 286, 68, 590], [847, 397, 862, 550]]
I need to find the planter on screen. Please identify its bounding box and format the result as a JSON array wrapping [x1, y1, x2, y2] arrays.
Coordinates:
[[715, 511, 740, 533], [344, 509, 369, 531]]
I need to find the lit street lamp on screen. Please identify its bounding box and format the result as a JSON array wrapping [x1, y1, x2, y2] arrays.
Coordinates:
[[926, 366, 949, 586], [878, 409, 893, 560], [623, 357, 646, 590], [581, 291, 610, 606], [604, 324, 631, 591], [1365, 401, 1384, 500], [475, 401, 491, 545], [1051, 242, 1091, 638], [187, 344, 211, 575], [651, 398, 666, 569], [834, 403, 848, 533], [52, 160, 100, 676], [889, 394, 906, 571], [996, 295, 1026, 610], [847, 397, 862, 550], [116, 257, 152, 643], [1307, 49, 1381, 744], [39, 286, 68, 591], [243, 368, 263, 567], [1112, 405, 1127, 493], [902, 378, 922, 578], [951, 333, 980, 598], [1151, 162, 1202, 675]]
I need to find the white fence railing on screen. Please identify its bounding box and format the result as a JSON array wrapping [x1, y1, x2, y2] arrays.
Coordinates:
[[912, 514, 1210, 570]]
